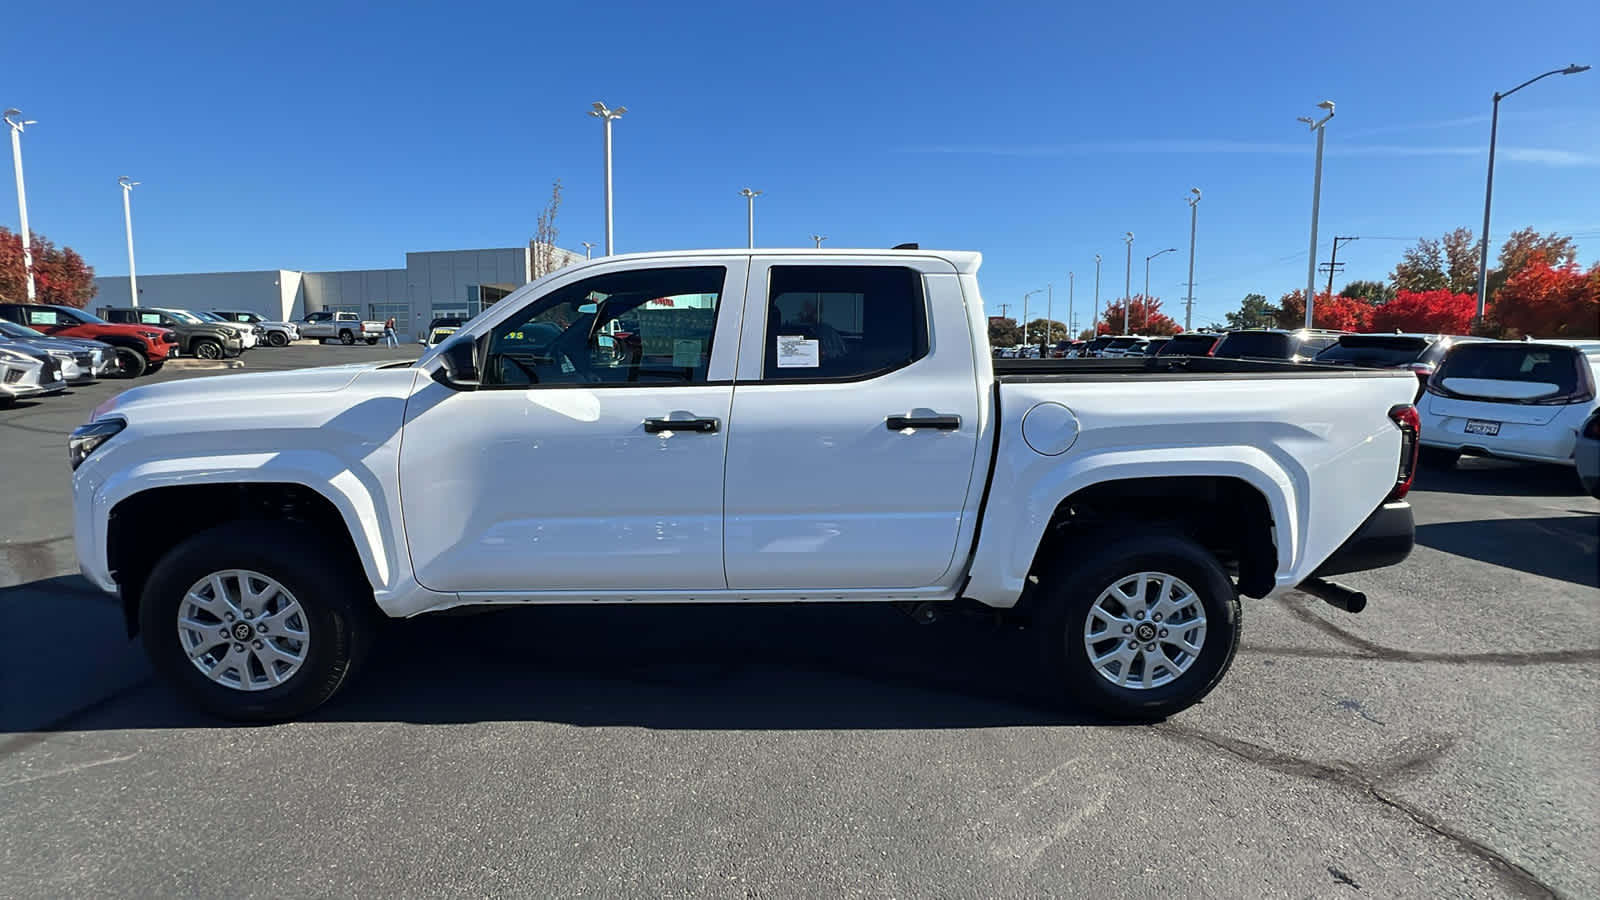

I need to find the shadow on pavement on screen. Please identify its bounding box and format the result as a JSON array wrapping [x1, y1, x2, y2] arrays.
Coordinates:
[[3, 601, 1099, 735], [1416, 515, 1599, 587], [1413, 458, 1588, 499]]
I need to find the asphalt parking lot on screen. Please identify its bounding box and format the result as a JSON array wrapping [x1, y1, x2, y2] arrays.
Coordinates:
[[2, 345, 1596, 899]]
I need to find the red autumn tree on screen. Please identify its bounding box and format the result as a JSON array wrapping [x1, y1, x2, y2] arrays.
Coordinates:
[[1098, 295, 1182, 335], [1369, 289, 1478, 334], [1276, 290, 1374, 332], [0, 226, 98, 308], [1491, 255, 1600, 338]]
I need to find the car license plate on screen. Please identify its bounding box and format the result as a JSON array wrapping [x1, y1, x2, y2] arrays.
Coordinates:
[[1464, 419, 1501, 436]]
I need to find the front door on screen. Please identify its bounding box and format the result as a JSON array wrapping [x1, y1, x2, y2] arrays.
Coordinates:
[[722, 260, 983, 590], [398, 260, 747, 595]]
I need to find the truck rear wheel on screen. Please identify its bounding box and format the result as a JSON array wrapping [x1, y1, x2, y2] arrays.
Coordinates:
[[339, 330, 355, 345], [139, 522, 374, 722], [267, 331, 289, 347], [1035, 530, 1240, 722]]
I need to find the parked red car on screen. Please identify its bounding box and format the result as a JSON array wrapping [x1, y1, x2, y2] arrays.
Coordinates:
[[0, 303, 178, 377]]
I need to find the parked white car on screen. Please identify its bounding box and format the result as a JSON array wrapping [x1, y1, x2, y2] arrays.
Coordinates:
[[211, 309, 300, 347], [70, 248, 1420, 723], [1418, 339, 1600, 474], [0, 344, 66, 404]]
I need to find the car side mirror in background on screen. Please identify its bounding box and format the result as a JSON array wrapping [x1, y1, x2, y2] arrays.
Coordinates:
[[432, 335, 481, 391]]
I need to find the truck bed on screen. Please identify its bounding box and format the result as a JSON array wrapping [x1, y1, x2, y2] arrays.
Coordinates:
[[992, 356, 1416, 382]]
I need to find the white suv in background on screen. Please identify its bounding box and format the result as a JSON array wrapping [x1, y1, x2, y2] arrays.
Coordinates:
[[1418, 340, 1600, 474]]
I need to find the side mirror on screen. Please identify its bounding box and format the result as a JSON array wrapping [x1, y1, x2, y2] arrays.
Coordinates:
[[432, 335, 481, 390]]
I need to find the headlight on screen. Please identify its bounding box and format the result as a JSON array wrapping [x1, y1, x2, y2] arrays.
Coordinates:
[[138, 330, 164, 340], [68, 418, 126, 470], [47, 348, 73, 359]]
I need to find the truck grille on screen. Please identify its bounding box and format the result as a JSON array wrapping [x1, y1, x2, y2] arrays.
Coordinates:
[[40, 358, 62, 383], [74, 351, 94, 369]]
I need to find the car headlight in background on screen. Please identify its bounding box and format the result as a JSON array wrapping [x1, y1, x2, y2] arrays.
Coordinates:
[[69, 418, 126, 470], [138, 330, 164, 340]]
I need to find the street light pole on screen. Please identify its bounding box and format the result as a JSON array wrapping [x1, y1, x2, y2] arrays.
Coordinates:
[[1094, 254, 1102, 336], [1185, 188, 1201, 332], [1144, 247, 1178, 330], [581, 241, 596, 260], [1122, 233, 1134, 334], [1068, 272, 1075, 343], [118, 176, 141, 308], [811, 234, 827, 248], [1298, 100, 1335, 329], [4, 109, 38, 302], [1044, 282, 1053, 355], [588, 101, 627, 255], [1023, 288, 1043, 350], [739, 188, 762, 248], [1474, 64, 1589, 321]]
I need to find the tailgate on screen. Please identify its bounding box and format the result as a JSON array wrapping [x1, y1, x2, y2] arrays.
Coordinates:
[[1422, 395, 1563, 427]]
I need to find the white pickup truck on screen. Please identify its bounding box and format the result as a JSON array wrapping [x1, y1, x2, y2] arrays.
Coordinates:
[[69, 248, 1419, 722], [298, 310, 385, 345]]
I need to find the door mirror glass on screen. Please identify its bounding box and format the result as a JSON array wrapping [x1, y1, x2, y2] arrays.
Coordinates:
[[433, 335, 481, 390]]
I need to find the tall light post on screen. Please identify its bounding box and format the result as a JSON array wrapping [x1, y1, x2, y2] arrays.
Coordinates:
[[581, 241, 596, 260], [1122, 232, 1134, 334], [1043, 282, 1054, 355], [1298, 100, 1335, 329], [1023, 288, 1043, 350], [1143, 247, 1178, 329], [1474, 64, 1589, 321], [811, 234, 827, 248], [1067, 272, 1075, 342], [4, 108, 38, 302], [1184, 188, 1201, 332], [1093, 254, 1102, 336], [118, 176, 141, 307], [739, 188, 762, 248], [588, 101, 626, 255]]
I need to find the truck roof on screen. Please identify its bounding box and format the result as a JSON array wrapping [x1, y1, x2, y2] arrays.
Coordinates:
[[588, 248, 984, 275]]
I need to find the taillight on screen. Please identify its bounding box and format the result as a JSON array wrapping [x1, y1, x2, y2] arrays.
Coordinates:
[[1530, 352, 1596, 405], [1387, 404, 1420, 501], [1583, 413, 1600, 440]]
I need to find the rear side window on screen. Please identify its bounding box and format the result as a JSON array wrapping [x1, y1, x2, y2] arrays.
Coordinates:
[[25, 308, 62, 326], [1157, 334, 1218, 356], [1316, 336, 1430, 366], [1436, 344, 1581, 395], [1213, 332, 1290, 359], [763, 265, 927, 381]]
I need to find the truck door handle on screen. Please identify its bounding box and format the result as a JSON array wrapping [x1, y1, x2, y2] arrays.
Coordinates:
[[886, 414, 961, 431], [643, 416, 720, 434]]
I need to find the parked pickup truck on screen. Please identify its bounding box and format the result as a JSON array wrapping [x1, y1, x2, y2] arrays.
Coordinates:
[[70, 249, 1419, 722], [300, 311, 385, 345], [100, 307, 245, 360]]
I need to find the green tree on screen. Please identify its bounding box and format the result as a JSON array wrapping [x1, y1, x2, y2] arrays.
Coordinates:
[[1340, 279, 1395, 304], [1391, 237, 1448, 292], [1025, 318, 1069, 346], [1441, 227, 1480, 294], [987, 316, 1022, 347], [1224, 293, 1278, 330]]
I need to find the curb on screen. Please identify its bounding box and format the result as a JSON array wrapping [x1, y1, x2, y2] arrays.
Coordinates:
[[163, 358, 245, 371]]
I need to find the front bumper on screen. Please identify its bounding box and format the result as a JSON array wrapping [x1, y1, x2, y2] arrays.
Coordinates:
[[1311, 501, 1415, 578]]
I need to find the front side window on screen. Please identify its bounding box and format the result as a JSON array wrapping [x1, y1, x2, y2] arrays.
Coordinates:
[[482, 266, 726, 388], [763, 265, 927, 381], [27, 308, 62, 326]]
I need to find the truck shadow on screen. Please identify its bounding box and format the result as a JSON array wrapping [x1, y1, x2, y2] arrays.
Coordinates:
[[1415, 515, 1599, 588], [1413, 458, 1589, 498]]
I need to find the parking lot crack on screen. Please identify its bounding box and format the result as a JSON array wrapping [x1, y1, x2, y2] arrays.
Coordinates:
[[1272, 596, 1600, 667], [1155, 725, 1562, 899]]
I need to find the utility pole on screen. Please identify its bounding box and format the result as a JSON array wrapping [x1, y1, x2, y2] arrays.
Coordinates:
[[1185, 188, 1201, 332], [1068, 272, 1075, 342], [739, 188, 762, 248], [1323, 235, 1358, 298], [997, 303, 1011, 320], [1094, 254, 1102, 335], [119, 176, 140, 307], [1122, 233, 1134, 334]]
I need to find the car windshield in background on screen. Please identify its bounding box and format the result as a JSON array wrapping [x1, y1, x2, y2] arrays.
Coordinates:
[[0, 321, 42, 339], [1212, 332, 1290, 359], [1105, 337, 1141, 350], [1434, 344, 1582, 399], [1315, 336, 1431, 366], [1157, 334, 1219, 356], [192, 311, 227, 323], [164, 310, 203, 324]]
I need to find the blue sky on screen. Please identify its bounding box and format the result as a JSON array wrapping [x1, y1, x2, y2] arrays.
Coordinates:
[[4, 0, 1598, 329]]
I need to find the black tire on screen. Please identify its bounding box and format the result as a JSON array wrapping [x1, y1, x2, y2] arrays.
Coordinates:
[[145, 360, 164, 374], [139, 522, 375, 722], [109, 346, 147, 378], [339, 330, 356, 345], [193, 339, 222, 360], [267, 330, 289, 347], [365, 337, 379, 345], [1036, 530, 1241, 722], [1419, 447, 1460, 469]]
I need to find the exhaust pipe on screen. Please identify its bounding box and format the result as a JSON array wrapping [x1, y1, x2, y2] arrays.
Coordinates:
[[1298, 577, 1367, 614]]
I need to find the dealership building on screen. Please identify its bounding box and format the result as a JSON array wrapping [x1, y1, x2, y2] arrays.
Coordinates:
[[92, 243, 586, 341]]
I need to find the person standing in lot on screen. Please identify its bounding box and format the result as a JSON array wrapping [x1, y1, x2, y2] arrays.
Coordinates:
[[384, 316, 397, 348]]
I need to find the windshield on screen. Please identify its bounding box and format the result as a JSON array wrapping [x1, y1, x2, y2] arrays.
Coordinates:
[[61, 307, 105, 324], [191, 311, 227, 323], [162, 310, 204, 324], [1315, 336, 1430, 366], [1434, 344, 1582, 399], [1213, 332, 1291, 359], [0, 321, 42, 339], [1106, 337, 1141, 349]]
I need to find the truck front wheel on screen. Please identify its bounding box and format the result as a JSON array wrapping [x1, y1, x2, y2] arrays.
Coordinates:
[[138, 522, 374, 722], [1036, 531, 1240, 722], [109, 347, 147, 378], [267, 331, 289, 347]]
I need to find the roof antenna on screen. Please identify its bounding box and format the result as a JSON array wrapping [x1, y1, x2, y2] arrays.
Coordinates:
[[891, 242, 919, 250]]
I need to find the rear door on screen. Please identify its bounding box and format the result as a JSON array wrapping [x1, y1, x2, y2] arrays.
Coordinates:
[[722, 259, 982, 591]]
